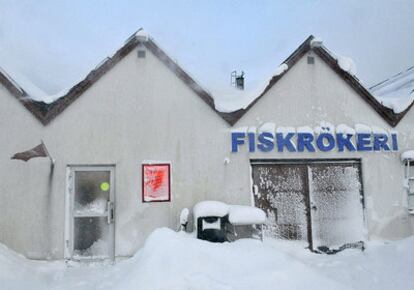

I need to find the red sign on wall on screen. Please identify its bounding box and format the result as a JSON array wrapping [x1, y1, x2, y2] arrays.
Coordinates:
[[142, 163, 171, 202]]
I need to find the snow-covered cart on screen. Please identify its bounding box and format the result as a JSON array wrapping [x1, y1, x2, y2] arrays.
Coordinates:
[[191, 201, 266, 243]]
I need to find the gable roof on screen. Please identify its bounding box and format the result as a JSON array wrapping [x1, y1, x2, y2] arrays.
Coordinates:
[[225, 35, 413, 127], [0, 30, 236, 126], [0, 33, 411, 127]]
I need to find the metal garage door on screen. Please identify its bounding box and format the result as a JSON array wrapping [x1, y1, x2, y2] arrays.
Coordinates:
[[251, 159, 365, 252]]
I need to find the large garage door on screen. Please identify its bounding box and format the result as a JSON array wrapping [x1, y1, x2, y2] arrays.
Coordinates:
[[251, 159, 365, 252], [251, 163, 310, 242]]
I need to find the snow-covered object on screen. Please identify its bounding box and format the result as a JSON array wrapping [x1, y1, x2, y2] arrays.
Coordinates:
[[213, 64, 288, 113], [202, 219, 221, 230], [228, 205, 266, 225], [310, 37, 323, 48], [276, 126, 296, 134], [248, 126, 257, 134], [258, 122, 275, 133], [296, 126, 314, 134], [193, 201, 229, 220], [370, 66, 414, 113], [401, 150, 414, 161], [371, 126, 388, 135], [2, 228, 414, 289], [135, 29, 149, 42], [355, 123, 372, 134], [274, 63, 288, 76], [314, 121, 335, 134], [179, 208, 189, 226], [336, 124, 356, 136], [231, 126, 248, 133], [376, 96, 414, 114], [336, 55, 357, 76]]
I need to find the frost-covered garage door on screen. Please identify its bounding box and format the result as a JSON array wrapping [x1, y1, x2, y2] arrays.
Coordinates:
[[251, 160, 365, 252]]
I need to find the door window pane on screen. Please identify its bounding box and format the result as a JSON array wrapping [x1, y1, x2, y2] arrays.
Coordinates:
[[73, 217, 109, 258], [74, 171, 110, 215]]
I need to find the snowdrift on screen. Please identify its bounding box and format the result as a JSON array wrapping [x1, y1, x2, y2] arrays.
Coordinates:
[[1, 228, 414, 290]]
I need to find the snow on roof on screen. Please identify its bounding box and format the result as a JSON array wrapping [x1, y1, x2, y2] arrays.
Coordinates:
[[228, 205, 266, 225], [135, 28, 149, 42], [193, 201, 229, 220], [370, 66, 414, 113], [0, 66, 24, 95], [0, 66, 75, 104], [213, 63, 288, 113], [401, 150, 414, 162]]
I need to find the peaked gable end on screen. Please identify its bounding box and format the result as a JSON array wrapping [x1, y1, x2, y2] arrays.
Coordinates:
[[225, 36, 412, 127]]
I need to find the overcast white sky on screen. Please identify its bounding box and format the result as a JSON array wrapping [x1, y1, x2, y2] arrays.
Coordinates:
[[1, 0, 414, 99]]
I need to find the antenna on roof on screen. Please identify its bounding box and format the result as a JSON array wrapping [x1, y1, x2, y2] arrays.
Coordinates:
[[231, 71, 245, 90]]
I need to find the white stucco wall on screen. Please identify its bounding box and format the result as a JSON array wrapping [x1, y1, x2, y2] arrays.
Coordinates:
[[0, 46, 413, 260], [226, 51, 414, 240]]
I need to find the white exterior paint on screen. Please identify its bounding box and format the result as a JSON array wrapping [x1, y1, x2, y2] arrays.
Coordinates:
[[0, 45, 413, 260]]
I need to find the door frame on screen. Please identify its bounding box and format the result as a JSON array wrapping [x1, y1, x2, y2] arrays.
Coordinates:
[[64, 164, 116, 261], [250, 158, 365, 251]]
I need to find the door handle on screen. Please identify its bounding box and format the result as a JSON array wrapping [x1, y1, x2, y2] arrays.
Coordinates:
[[107, 202, 114, 224]]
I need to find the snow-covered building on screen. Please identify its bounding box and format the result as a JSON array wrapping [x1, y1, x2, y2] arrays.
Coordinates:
[[0, 31, 414, 260]]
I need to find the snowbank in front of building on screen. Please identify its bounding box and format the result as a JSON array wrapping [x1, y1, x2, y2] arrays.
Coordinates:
[[1, 228, 414, 290]]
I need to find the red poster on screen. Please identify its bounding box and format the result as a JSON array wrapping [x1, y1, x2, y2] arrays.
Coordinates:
[[142, 164, 171, 202]]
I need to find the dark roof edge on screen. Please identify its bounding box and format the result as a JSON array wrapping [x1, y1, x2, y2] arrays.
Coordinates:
[[0, 33, 411, 127], [0, 32, 234, 126], [0, 67, 51, 125], [225, 36, 410, 128]]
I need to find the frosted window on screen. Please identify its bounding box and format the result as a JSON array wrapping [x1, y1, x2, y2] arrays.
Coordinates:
[[73, 217, 109, 258], [74, 171, 110, 214]]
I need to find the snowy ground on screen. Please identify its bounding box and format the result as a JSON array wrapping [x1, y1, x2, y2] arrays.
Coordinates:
[[1, 228, 413, 290]]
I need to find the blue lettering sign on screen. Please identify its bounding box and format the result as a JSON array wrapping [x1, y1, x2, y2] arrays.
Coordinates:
[[391, 133, 399, 151], [357, 133, 372, 151], [276, 133, 296, 152], [373, 134, 390, 151], [257, 132, 274, 152], [336, 133, 356, 152], [297, 133, 315, 152], [316, 133, 335, 152], [248, 132, 256, 152], [231, 127, 398, 153], [231, 132, 245, 152]]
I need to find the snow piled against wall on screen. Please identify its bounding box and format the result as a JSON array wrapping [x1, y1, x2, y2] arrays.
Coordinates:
[[1, 228, 414, 290]]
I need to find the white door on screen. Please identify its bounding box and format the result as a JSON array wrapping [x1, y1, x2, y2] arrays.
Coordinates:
[[65, 166, 115, 261]]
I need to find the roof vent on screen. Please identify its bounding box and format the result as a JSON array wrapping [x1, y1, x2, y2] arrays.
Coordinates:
[[231, 71, 244, 90], [138, 50, 146, 58]]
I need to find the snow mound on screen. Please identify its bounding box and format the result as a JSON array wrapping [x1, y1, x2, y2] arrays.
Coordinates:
[[1, 229, 414, 289], [336, 55, 357, 76], [193, 201, 229, 220], [135, 29, 149, 42], [401, 150, 414, 161], [228, 205, 266, 225], [376, 96, 414, 114]]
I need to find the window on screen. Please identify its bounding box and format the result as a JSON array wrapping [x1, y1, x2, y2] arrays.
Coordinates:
[[403, 159, 414, 214]]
